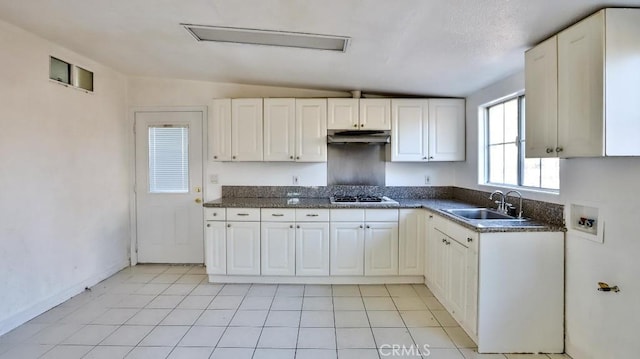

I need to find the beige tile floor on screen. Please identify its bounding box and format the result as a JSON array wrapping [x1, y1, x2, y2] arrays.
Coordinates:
[[0, 265, 574, 359]]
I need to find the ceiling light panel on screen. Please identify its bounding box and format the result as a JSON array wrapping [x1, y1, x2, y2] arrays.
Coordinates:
[[183, 24, 349, 52]]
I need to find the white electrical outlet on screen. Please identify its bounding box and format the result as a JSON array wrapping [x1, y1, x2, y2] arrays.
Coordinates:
[[293, 175, 300, 185], [210, 174, 219, 184], [424, 175, 431, 185]]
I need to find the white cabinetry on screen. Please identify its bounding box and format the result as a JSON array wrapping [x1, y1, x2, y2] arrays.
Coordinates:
[[231, 98, 263, 161], [398, 209, 424, 275], [526, 8, 640, 158], [327, 98, 390, 130], [208, 99, 232, 161], [424, 212, 564, 353], [263, 98, 296, 162], [360, 99, 391, 130], [204, 208, 226, 275], [261, 209, 295, 276], [364, 222, 398, 276], [391, 99, 465, 162], [296, 222, 330, 276], [226, 208, 260, 275], [327, 98, 359, 130], [295, 99, 327, 162]]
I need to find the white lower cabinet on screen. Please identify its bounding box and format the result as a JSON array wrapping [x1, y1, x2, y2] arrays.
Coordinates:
[[296, 222, 330, 276], [330, 222, 365, 275], [365, 222, 399, 276], [261, 222, 295, 276], [226, 221, 261, 275], [204, 221, 226, 274], [399, 209, 424, 275], [424, 211, 564, 354]]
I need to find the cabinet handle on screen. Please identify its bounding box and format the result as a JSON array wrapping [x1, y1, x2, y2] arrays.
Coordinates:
[[442, 238, 447, 243], [467, 237, 473, 243], [236, 213, 249, 216], [446, 240, 451, 245], [306, 214, 319, 217], [546, 148, 554, 154], [429, 215, 433, 219], [227, 224, 231, 228], [271, 214, 284, 217], [206, 223, 211, 227], [555, 147, 563, 153]]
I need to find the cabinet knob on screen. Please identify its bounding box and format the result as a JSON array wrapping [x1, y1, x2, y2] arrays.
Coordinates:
[[360, 124, 364, 127], [422, 157, 427, 160], [232, 155, 236, 159], [213, 213, 217, 216], [546, 148, 554, 154], [227, 224, 231, 228], [555, 147, 563, 153], [296, 156, 300, 160], [446, 240, 451, 245], [290, 156, 294, 159], [429, 156, 434, 159], [366, 225, 370, 229], [213, 155, 218, 159], [206, 223, 211, 227], [429, 215, 433, 219], [442, 238, 447, 243], [467, 237, 473, 242], [290, 225, 294, 228], [360, 225, 363, 229], [353, 124, 358, 128]]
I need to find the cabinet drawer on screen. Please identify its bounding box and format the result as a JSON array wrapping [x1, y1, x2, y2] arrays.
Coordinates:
[[296, 209, 330, 222], [432, 213, 449, 233], [227, 208, 261, 221], [448, 221, 478, 250], [261, 208, 295, 222], [204, 208, 226, 221], [365, 209, 399, 222], [330, 209, 365, 222]]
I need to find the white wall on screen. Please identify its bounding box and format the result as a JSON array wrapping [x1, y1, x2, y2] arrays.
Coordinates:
[[459, 72, 640, 358], [128, 77, 455, 200], [0, 20, 130, 335]]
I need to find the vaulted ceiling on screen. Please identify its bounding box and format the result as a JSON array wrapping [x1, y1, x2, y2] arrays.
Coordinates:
[[1, 0, 637, 96]]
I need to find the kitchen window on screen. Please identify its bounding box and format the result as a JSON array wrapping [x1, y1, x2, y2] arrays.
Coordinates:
[[485, 95, 559, 190]]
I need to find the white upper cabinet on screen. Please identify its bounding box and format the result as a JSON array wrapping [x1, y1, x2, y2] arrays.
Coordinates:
[[295, 99, 327, 162], [558, 10, 604, 158], [391, 99, 465, 162], [527, 8, 640, 158], [360, 99, 391, 130], [231, 98, 263, 161], [327, 98, 359, 130], [209, 99, 232, 161], [428, 99, 465, 161], [525, 36, 559, 158], [263, 98, 296, 161], [391, 99, 429, 161]]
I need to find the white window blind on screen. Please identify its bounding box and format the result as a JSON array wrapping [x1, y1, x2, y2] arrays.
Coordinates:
[[148, 126, 189, 193]]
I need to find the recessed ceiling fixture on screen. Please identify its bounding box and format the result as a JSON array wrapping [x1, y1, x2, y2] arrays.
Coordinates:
[[182, 24, 349, 52]]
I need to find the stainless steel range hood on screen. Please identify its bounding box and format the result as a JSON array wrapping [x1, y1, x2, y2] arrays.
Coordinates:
[[327, 130, 390, 144]]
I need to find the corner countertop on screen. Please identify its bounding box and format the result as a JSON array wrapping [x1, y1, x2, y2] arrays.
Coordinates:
[[203, 197, 564, 233]]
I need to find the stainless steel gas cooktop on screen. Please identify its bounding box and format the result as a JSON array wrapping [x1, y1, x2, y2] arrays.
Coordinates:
[[330, 195, 399, 206]]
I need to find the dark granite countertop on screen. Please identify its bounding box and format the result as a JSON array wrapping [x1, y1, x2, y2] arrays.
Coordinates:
[[204, 197, 564, 233]]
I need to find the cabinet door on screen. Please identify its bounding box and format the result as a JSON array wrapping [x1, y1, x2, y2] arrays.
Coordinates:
[[295, 99, 327, 162], [360, 99, 391, 130], [525, 37, 558, 158], [261, 222, 296, 276], [209, 99, 232, 161], [447, 238, 467, 323], [204, 221, 226, 274], [364, 222, 399, 276], [391, 99, 429, 161], [464, 241, 479, 338], [330, 222, 365, 276], [399, 209, 424, 275], [296, 222, 330, 276], [428, 99, 465, 161], [328, 98, 359, 130], [264, 98, 295, 161], [430, 229, 448, 298], [231, 98, 263, 161], [558, 11, 605, 158], [226, 221, 260, 275]]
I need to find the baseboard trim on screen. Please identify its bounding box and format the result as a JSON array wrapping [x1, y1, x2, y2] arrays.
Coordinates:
[[0, 259, 129, 336], [207, 275, 425, 284]]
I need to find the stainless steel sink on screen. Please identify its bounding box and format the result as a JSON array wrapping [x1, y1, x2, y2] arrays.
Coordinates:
[[443, 208, 517, 220]]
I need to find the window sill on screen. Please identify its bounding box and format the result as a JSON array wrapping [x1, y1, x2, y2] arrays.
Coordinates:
[[479, 183, 560, 197]]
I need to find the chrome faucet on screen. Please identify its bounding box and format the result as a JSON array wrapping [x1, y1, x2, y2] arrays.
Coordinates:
[[505, 190, 523, 219], [489, 190, 507, 214]]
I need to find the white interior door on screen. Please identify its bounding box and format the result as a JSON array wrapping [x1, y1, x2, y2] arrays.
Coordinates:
[[135, 110, 204, 263]]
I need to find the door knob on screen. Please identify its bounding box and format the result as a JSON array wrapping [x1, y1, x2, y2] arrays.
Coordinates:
[[195, 198, 202, 204]]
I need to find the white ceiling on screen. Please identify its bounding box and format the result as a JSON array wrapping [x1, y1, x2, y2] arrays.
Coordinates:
[[1, 0, 638, 96]]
